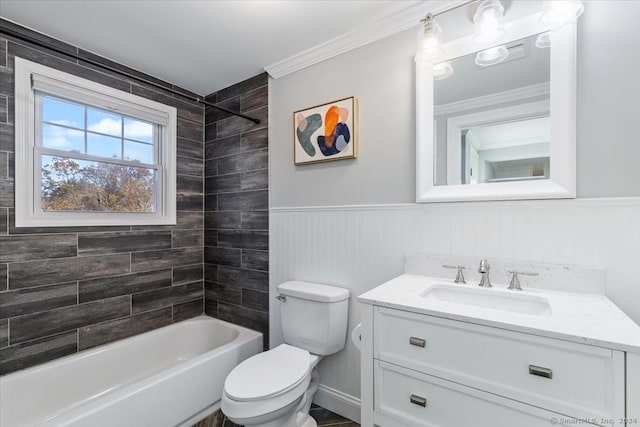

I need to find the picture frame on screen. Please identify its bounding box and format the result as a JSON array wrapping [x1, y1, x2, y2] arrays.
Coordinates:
[[293, 96, 357, 165]]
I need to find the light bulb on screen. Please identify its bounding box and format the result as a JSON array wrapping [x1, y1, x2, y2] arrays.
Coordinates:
[[416, 14, 444, 62], [433, 62, 454, 80], [475, 45, 509, 67], [535, 31, 551, 48], [473, 0, 506, 45], [541, 0, 584, 28]]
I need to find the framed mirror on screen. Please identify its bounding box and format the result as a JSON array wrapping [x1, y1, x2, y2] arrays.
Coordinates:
[[416, 11, 577, 202]]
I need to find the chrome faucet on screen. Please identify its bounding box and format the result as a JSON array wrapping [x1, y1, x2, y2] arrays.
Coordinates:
[[442, 265, 466, 284], [508, 270, 538, 291], [478, 259, 492, 288]]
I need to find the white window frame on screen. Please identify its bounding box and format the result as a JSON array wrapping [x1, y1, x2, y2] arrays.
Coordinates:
[[15, 57, 177, 227]]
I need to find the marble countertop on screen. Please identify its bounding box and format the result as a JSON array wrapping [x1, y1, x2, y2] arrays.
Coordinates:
[[358, 274, 640, 353]]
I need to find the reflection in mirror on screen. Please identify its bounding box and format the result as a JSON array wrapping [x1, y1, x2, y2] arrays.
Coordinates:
[[462, 116, 550, 184], [434, 33, 550, 186]]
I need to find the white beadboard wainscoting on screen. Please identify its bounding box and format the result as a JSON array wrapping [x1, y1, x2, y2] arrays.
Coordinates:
[[269, 198, 640, 421]]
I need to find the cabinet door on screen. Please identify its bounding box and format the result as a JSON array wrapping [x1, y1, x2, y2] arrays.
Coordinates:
[[374, 360, 603, 427]]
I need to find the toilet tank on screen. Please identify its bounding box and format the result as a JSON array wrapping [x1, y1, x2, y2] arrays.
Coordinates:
[[278, 281, 350, 356]]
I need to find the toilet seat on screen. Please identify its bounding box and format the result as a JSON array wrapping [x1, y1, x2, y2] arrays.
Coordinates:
[[224, 344, 311, 402]]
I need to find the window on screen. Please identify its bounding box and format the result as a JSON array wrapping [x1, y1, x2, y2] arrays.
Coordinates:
[[15, 58, 177, 227]]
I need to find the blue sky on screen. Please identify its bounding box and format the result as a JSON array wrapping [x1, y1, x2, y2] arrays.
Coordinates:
[[42, 96, 154, 164]]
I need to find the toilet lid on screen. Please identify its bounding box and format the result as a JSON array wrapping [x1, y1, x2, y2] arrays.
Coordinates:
[[224, 344, 311, 402]]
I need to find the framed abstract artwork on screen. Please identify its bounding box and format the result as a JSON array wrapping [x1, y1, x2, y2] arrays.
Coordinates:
[[293, 96, 357, 165]]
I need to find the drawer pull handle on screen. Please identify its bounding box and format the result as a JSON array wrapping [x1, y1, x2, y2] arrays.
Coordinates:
[[529, 365, 553, 379], [410, 394, 427, 407], [409, 337, 426, 347]]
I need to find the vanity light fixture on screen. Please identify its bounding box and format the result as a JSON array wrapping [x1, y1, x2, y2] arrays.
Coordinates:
[[416, 13, 444, 62], [417, 0, 586, 61], [433, 61, 454, 80], [540, 0, 584, 28], [472, 0, 506, 44], [475, 44, 509, 67], [535, 31, 551, 48]]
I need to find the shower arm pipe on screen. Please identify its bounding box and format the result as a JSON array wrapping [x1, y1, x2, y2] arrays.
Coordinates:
[[0, 26, 261, 125]]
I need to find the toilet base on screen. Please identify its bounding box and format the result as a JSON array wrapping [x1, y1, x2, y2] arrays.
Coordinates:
[[297, 412, 318, 427]]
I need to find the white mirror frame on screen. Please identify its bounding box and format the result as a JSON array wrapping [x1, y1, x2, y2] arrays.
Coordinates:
[[416, 13, 577, 203]]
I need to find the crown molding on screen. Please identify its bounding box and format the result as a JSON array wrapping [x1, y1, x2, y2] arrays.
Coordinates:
[[264, 0, 466, 79], [434, 82, 550, 116]]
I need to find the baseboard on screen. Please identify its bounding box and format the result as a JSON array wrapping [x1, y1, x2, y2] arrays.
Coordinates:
[[313, 384, 361, 424]]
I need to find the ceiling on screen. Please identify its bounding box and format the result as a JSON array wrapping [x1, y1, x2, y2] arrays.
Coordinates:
[[468, 117, 550, 150], [434, 30, 550, 106], [0, 0, 419, 95]]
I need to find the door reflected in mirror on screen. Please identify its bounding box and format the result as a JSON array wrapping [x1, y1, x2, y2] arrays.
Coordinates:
[[462, 116, 550, 184], [434, 33, 551, 186]]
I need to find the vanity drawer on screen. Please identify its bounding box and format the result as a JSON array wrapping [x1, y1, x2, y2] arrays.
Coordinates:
[[374, 360, 603, 427], [374, 307, 625, 421]]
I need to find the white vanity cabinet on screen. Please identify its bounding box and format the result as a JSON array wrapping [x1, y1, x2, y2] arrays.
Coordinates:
[[358, 254, 640, 427], [362, 305, 627, 427], [357, 259, 640, 427]]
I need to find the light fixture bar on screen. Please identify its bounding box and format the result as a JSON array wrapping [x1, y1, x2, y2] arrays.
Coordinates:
[[430, 0, 480, 18]]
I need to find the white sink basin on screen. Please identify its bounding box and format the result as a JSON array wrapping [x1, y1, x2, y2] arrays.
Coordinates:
[[421, 285, 552, 316]]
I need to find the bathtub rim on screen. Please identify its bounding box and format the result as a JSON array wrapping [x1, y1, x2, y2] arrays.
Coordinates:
[[0, 315, 260, 382], [1, 315, 263, 427]]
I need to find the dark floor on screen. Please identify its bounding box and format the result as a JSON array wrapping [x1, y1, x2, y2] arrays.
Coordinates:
[[191, 405, 359, 427]]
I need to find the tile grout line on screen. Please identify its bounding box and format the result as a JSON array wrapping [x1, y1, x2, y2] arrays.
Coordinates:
[[203, 146, 268, 162]]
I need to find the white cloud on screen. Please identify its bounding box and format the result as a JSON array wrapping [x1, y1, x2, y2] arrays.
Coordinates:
[[43, 126, 83, 150], [125, 120, 153, 139], [87, 118, 153, 140], [88, 118, 121, 136]]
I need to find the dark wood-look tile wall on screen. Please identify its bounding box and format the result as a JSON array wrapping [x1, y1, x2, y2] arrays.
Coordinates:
[[0, 20, 206, 375], [203, 73, 269, 349]]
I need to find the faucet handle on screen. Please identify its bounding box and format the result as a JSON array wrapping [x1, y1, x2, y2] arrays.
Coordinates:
[[507, 270, 538, 291], [442, 265, 466, 284]]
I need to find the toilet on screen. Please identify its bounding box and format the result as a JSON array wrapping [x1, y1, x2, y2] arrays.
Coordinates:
[[221, 281, 350, 427]]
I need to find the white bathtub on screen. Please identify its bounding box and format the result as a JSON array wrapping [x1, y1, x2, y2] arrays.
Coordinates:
[[0, 316, 262, 427]]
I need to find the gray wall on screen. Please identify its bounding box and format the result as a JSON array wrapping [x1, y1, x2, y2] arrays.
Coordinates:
[[576, 1, 640, 197], [0, 20, 205, 375], [270, 1, 640, 207], [270, 28, 416, 207], [203, 74, 270, 348]]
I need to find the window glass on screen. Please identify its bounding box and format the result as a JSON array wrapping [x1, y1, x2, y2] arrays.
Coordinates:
[[87, 133, 122, 159], [41, 155, 155, 213], [124, 117, 153, 144], [124, 140, 154, 163], [42, 123, 85, 153], [42, 97, 84, 129], [87, 108, 122, 137]]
